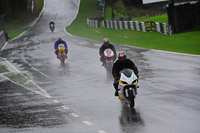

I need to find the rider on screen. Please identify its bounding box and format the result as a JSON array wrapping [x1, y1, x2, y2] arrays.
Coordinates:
[[112, 51, 139, 96], [99, 38, 116, 66], [49, 20, 55, 26], [54, 37, 68, 58]]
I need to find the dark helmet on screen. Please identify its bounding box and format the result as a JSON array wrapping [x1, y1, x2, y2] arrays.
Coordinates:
[[57, 37, 62, 41], [103, 38, 109, 45], [118, 51, 127, 62]]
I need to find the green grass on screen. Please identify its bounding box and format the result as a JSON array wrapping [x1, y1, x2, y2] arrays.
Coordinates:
[[66, 0, 200, 55], [35, 0, 44, 15], [105, 7, 121, 20], [4, 0, 44, 40], [134, 14, 168, 23], [8, 31, 24, 39]]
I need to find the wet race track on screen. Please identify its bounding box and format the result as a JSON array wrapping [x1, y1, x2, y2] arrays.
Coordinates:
[[0, 0, 200, 133]]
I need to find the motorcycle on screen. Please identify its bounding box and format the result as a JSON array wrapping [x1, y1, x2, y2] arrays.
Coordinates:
[[50, 24, 55, 32], [118, 69, 139, 109], [57, 44, 67, 64], [103, 48, 115, 77]]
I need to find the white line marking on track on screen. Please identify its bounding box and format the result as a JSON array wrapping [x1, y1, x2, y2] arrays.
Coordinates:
[[82, 121, 93, 126], [1, 42, 8, 51], [71, 113, 79, 117], [98, 130, 107, 133], [53, 100, 60, 103], [61, 106, 69, 110], [1, 75, 52, 98], [1, 57, 52, 98], [20, 54, 56, 82], [3, 58, 21, 73]]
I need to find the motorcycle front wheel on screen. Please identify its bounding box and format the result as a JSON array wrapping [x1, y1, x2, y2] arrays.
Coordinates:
[[128, 90, 135, 109]]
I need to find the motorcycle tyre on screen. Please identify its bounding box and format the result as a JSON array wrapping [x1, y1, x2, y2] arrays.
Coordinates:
[[50, 27, 55, 32], [61, 54, 65, 64], [128, 90, 135, 109]]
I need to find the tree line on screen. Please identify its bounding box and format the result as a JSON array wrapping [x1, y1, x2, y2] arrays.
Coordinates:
[[0, 0, 29, 17], [106, 0, 142, 6]]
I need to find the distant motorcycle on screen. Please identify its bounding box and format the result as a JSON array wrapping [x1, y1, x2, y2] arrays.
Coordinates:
[[103, 48, 115, 77], [50, 24, 55, 32], [118, 69, 139, 109], [57, 44, 67, 64]]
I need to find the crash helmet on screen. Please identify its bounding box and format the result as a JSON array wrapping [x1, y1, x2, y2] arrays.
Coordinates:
[[50, 20, 54, 24], [57, 37, 62, 41], [103, 38, 109, 46], [118, 51, 127, 62]]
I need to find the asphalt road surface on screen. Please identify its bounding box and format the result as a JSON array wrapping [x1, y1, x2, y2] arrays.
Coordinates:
[[0, 0, 200, 133]]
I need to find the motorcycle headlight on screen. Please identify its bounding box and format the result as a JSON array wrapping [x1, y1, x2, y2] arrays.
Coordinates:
[[132, 79, 137, 84], [120, 80, 127, 85]]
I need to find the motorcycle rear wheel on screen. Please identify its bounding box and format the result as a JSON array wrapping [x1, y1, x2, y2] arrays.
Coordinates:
[[61, 55, 65, 64]]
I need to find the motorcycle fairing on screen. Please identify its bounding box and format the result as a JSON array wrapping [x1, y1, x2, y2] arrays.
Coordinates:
[[118, 70, 138, 103], [104, 48, 114, 58]]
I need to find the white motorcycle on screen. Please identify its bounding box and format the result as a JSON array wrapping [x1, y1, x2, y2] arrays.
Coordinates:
[[103, 48, 115, 77], [118, 69, 139, 109]]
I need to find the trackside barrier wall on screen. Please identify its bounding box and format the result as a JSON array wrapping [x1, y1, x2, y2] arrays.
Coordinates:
[[102, 20, 173, 35], [87, 18, 173, 35], [87, 18, 101, 28]]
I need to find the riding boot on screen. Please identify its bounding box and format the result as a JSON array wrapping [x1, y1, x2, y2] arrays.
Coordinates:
[[113, 82, 119, 96], [135, 88, 138, 95]]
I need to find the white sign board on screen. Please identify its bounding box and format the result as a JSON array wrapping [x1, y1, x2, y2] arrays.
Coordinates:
[[143, 0, 169, 4]]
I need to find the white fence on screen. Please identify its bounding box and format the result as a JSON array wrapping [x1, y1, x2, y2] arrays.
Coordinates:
[[87, 18, 100, 28], [102, 20, 173, 35], [87, 18, 173, 35]]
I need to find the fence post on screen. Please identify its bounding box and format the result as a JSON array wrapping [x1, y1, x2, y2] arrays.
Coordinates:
[[110, 20, 114, 29], [129, 21, 135, 30], [113, 21, 118, 29], [106, 20, 110, 28], [141, 22, 146, 32], [135, 21, 140, 31], [155, 22, 161, 32], [124, 21, 129, 29], [118, 21, 123, 29]]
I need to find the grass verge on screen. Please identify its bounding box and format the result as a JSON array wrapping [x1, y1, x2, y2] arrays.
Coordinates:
[[66, 0, 200, 55], [4, 0, 44, 40], [134, 14, 168, 23]]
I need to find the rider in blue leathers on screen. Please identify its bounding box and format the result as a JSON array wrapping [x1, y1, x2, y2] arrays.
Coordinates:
[[54, 37, 68, 58]]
